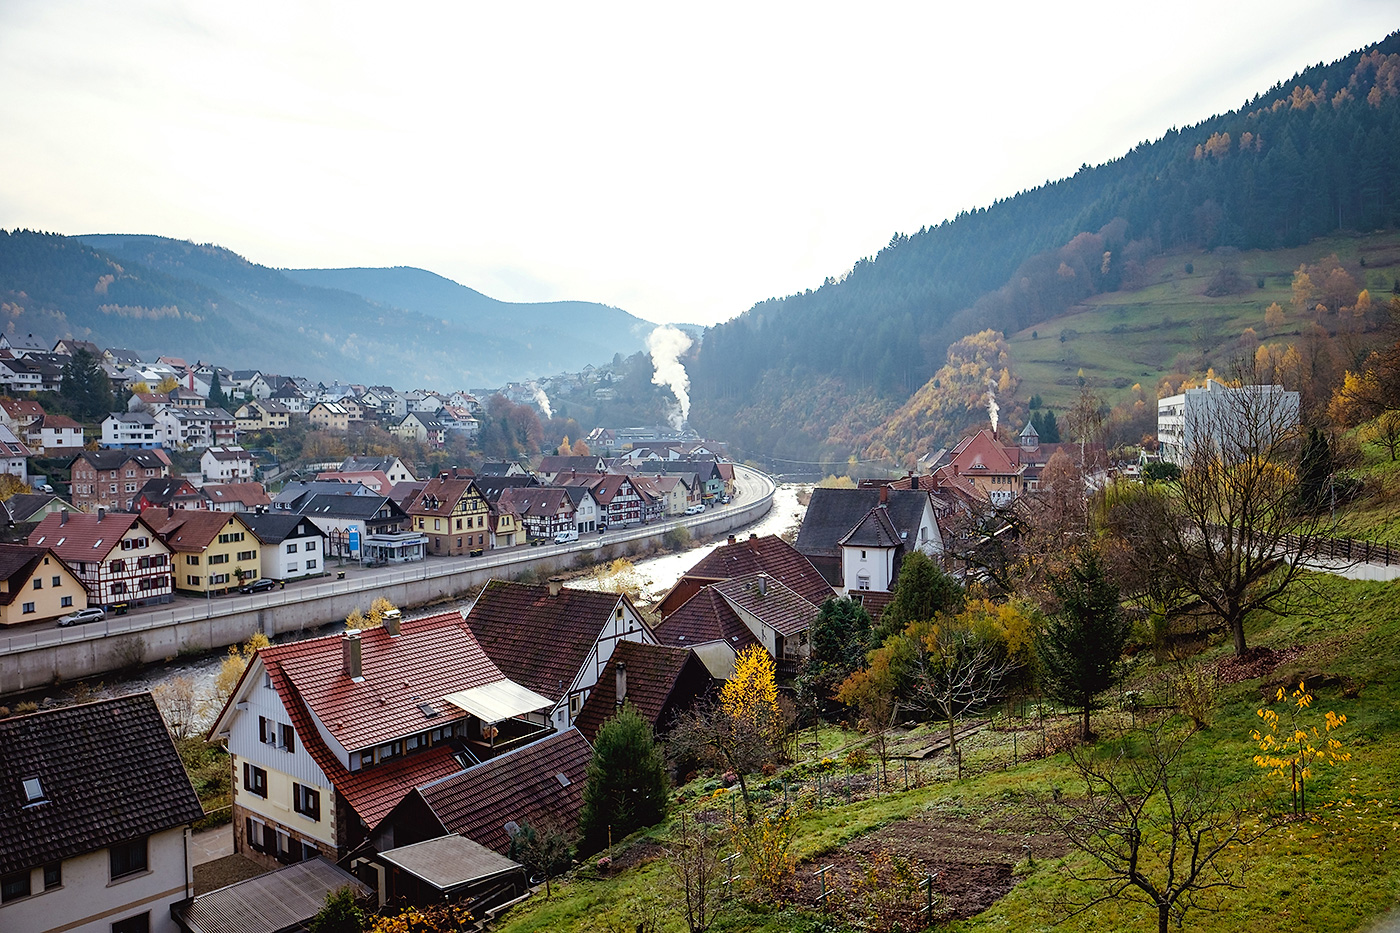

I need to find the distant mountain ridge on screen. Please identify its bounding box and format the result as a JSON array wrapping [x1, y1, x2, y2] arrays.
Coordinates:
[[0, 231, 657, 387]]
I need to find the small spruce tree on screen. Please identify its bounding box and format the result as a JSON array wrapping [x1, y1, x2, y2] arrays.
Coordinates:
[[578, 702, 668, 852]]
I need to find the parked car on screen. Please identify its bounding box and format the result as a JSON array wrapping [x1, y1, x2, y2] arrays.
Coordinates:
[[554, 529, 579, 544], [57, 607, 105, 627], [685, 504, 705, 515], [239, 578, 278, 594]]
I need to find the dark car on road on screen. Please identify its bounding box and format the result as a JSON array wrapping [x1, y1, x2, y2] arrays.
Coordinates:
[[239, 578, 279, 594]]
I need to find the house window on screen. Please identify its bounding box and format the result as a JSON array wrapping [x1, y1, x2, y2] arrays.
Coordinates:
[[43, 863, 60, 889], [109, 837, 148, 880], [112, 582, 127, 594], [279, 722, 296, 752], [51, 576, 60, 587], [1, 869, 31, 902], [286, 543, 297, 554], [22, 602, 34, 614], [301, 841, 320, 861], [186, 575, 200, 586], [238, 550, 256, 561], [245, 818, 269, 852], [304, 541, 316, 551], [210, 573, 229, 585], [434, 519, 441, 530], [110, 559, 126, 572], [306, 559, 317, 570], [293, 783, 321, 820], [32, 578, 41, 590], [112, 914, 151, 933], [242, 763, 268, 797], [61, 595, 73, 607], [187, 555, 200, 565]]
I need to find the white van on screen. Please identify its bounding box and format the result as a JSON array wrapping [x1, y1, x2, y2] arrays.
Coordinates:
[[554, 529, 579, 544]]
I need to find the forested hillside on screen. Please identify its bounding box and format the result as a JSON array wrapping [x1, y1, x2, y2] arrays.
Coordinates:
[[690, 33, 1400, 467]]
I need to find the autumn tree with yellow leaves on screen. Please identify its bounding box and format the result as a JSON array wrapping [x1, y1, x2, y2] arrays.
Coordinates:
[[1252, 681, 1351, 817]]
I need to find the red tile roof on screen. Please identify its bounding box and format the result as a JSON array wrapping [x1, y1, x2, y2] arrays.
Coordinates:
[[405, 476, 482, 517], [28, 511, 165, 562], [415, 729, 592, 854], [654, 585, 757, 651], [252, 612, 516, 829], [204, 482, 272, 509], [573, 641, 713, 743], [463, 581, 642, 701]]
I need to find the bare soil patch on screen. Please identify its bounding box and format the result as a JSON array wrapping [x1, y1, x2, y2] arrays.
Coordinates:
[[790, 806, 1066, 929], [193, 853, 267, 894], [1216, 645, 1305, 684]]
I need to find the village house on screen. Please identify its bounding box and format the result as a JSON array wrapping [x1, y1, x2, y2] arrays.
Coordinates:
[[29, 511, 174, 610], [25, 413, 83, 454], [70, 449, 172, 512], [152, 510, 262, 595], [405, 470, 492, 557], [0, 397, 45, 435], [485, 501, 520, 549], [2, 493, 78, 528], [201, 446, 256, 483], [795, 485, 944, 589], [296, 494, 420, 563], [234, 399, 291, 432], [0, 694, 204, 933], [341, 456, 417, 485], [208, 612, 554, 866], [572, 641, 713, 743], [535, 455, 607, 484], [462, 579, 657, 730], [203, 482, 273, 513], [241, 513, 328, 582], [392, 413, 446, 447], [0, 424, 30, 482], [101, 411, 162, 448], [135, 477, 209, 512], [0, 543, 90, 626], [308, 401, 350, 432], [495, 487, 576, 541], [656, 533, 834, 617]]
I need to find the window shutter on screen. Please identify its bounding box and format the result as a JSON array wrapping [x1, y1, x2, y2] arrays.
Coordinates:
[[258, 716, 268, 743], [242, 762, 250, 789], [310, 789, 320, 821], [281, 722, 295, 753]]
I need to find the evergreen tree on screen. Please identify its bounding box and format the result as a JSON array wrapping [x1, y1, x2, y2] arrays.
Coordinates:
[[1036, 546, 1131, 741], [802, 597, 874, 699], [1297, 426, 1333, 513], [208, 371, 227, 410], [578, 702, 668, 852], [1040, 409, 1062, 443], [58, 348, 115, 421], [874, 550, 964, 642]]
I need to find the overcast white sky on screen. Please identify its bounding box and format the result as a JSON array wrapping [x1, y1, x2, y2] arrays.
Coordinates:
[[0, 2, 1395, 327]]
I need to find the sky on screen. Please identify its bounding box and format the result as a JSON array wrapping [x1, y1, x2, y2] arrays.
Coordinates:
[[0, 2, 1396, 328]]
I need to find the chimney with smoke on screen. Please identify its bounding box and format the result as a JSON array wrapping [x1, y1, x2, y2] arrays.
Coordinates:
[[647, 326, 693, 429], [530, 382, 553, 420], [986, 373, 1000, 435]]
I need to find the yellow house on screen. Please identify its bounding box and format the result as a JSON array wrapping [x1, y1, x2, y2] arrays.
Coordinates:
[[152, 510, 262, 595], [406, 469, 492, 556], [308, 401, 349, 432], [235, 400, 291, 432], [0, 544, 90, 625]]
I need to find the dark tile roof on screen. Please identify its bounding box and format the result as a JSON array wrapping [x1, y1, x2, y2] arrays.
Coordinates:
[[0, 543, 85, 607], [3, 493, 67, 523], [714, 573, 819, 637], [240, 513, 327, 545], [795, 488, 932, 562], [28, 511, 162, 561], [537, 456, 605, 474], [848, 589, 895, 621], [839, 506, 903, 548], [653, 585, 757, 651], [298, 493, 405, 523], [573, 642, 713, 743], [71, 449, 171, 472], [416, 729, 592, 854], [0, 694, 204, 875], [665, 534, 832, 607], [137, 477, 203, 507], [463, 581, 637, 701], [472, 475, 541, 502], [495, 487, 573, 519]]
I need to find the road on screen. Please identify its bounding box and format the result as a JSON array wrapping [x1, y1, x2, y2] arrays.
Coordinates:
[[0, 465, 776, 655]]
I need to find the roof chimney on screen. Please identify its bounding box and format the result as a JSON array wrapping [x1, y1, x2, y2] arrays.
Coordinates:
[[383, 612, 401, 637], [911, 474, 919, 490], [60, 510, 67, 526], [749, 533, 757, 541], [727, 534, 736, 545], [757, 573, 769, 596], [96, 507, 105, 522], [879, 485, 889, 505], [615, 661, 627, 708], [342, 630, 363, 680], [548, 576, 563, 597], [952, 463, 960, 476]]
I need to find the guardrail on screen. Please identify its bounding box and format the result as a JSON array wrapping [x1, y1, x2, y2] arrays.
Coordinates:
[[0, 466, 775, 657], [1285, 533, 1396, 566]]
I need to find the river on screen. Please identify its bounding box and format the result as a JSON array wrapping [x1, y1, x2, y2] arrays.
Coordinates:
[[16, 484, 809, 728]]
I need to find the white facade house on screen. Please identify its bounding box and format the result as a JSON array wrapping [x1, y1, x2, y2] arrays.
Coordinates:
[[202, 446, 256, 482], [0, 424, 30, 480], [102, 412, 162, 448], [243, 513, 328, 582], [1157, 379, 1301, 465]]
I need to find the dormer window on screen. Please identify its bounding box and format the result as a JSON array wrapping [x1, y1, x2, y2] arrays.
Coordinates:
[[22, 776, 44, 804]]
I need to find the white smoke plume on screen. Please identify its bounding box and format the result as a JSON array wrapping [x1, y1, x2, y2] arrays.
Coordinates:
[[986, 373, 1000, 434], [647, 325, 693, 429], [530, 382, 553, 420]]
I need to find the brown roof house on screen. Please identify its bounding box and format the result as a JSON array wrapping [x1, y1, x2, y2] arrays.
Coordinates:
[[151, 511, 261, 596], [463, 579, 657, 731], [208, 611, 554, 867], [0, 694, 204, 933], [29, 511, 174, 610], [573, 640, 714, 743], [654, 572, 822, 679], [656, 533, 833, 617], [0, 542, 90, 627], [405, 469, 492, 557], [366, 729, 592, 857]]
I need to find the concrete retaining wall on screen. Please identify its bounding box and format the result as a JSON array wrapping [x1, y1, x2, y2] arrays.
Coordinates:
[[0, 474, 774, 694]]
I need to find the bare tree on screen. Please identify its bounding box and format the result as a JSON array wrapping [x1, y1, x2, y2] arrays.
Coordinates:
[[667, 697, 785, 824], [1037, 727, 1269, 933], [907, 621, 1019, 766], [1131, 369, 1341, 656], [666, 813, 723, 933]]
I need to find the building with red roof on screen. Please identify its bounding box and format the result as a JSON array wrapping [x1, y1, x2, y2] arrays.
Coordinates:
[[208, 611, 554, 867], [28, 511, 173, 609]]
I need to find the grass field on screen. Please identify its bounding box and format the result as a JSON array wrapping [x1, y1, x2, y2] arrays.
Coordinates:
[[1007, 232, 1400, 413], [492, 572, 1400, 933]]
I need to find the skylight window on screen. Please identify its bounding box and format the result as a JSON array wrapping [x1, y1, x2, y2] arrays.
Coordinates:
[[556, 773, 571, 787], [22, 777, 44, 803]]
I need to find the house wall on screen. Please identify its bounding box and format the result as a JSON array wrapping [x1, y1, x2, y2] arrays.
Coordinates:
[[72, 458, 169, 512], [553, 599, 656, 730], [0, 826, 190, 933], [260, 533, 326, 581], [173, 518, 261, 595], [77, 531, 174, 608], [841, 545, 897, 593], [573, 494, 598, 534], [0, 554, 89, 625]]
